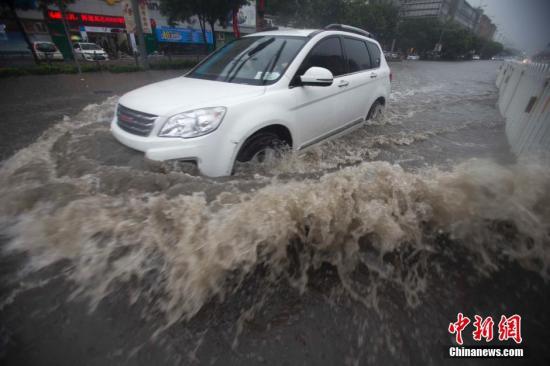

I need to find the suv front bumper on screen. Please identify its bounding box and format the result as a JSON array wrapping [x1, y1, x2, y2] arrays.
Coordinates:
[[110, 117, 237, 177]]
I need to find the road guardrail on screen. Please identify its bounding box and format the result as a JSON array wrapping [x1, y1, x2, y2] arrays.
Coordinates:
[[496, 61, 550, 157]]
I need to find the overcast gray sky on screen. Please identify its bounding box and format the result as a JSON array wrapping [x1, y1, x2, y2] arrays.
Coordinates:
[[468, 0, 550, 55]]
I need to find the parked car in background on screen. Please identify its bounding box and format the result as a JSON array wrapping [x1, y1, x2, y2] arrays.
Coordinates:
[[111, 25, 391, 177], [406, 54, 420, 60], [33, 42, 63, 61], [73, 42, 109, 61], [472, 55, 480, 60], [383, 50, 402, 61]]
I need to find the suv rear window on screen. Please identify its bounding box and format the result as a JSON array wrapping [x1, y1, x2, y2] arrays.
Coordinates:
[[343, 37, 372, 73], [297, 37, 346, 77], [367, 42, 381, 68]]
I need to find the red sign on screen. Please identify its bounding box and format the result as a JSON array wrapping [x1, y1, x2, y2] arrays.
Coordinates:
[[448, 313, 523, 345], [48, 10, 125, 28]]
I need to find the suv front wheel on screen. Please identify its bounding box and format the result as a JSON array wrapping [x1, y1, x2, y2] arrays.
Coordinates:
[[236, 131, 289, 164]]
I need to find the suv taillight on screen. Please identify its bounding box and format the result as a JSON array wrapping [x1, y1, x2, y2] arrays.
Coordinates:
[[390, 71, 393, 82]]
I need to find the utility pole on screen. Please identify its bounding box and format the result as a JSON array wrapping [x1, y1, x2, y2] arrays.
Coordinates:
[[390, 2, 401, 53], [57, 0, 81, 74], [391, 20, 400, 53], [130, 0, 149, 69]]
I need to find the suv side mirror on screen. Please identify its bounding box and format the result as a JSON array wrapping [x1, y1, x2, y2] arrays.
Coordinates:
[[300, 67, 334, 87]]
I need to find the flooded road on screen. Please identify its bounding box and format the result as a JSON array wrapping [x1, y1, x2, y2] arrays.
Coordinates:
[[1, 61, 549, 365]]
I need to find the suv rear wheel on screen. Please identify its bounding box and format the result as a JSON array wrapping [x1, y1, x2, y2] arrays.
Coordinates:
[[367, 100, 385, 122]]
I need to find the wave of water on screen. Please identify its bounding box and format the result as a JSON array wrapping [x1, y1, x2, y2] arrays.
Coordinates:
[[1, 98, 549, 342]]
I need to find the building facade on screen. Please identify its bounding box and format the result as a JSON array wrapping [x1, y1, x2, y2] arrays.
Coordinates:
[[476, 13, 496, 40], [450, 0, 481, 30], [1, 0, 257, 60], [399, 0, 454, 19], [398, 0, 482, 31]]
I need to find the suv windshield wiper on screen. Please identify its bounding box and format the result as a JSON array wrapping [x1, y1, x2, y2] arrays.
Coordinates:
[[226, 38, 277, 82], [247, 37, 275, 56]]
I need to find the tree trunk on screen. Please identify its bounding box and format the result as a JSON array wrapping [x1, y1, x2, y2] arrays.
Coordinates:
[[7, 0, 39, 64], [57, 0, 81, 73], [198, 17, 209, 54], [209, 22, 216, 51]]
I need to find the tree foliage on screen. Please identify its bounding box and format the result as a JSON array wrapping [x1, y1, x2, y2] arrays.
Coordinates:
[[397, 18, 504, 60], [159, 0, 248, 51], [266, 0, 398, 45], [267, 0, 502, 60], [396, 18, 440, 55]]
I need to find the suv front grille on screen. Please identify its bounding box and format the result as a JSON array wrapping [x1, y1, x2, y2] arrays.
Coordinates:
[[116, 104, 157, 137]]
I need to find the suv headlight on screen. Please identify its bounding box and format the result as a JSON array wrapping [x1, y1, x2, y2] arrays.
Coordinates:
[[159, 107, 226, 138]]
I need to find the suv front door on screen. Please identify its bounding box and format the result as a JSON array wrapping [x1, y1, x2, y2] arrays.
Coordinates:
[[288, 36, 350, 149]]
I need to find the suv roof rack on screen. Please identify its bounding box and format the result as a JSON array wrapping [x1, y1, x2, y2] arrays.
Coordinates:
[[324, 24, 372, 38]]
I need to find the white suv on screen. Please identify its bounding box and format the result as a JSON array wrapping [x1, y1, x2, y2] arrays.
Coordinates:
[[111, 25, 391, 177]]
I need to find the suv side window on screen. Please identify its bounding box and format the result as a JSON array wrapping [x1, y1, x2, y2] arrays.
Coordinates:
[[343, 37, 372, 73], [297, 37, 346, 78], [366, 41, 381, 68]]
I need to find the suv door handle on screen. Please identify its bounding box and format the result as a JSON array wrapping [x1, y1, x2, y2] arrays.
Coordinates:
[[338, 80, 349, 87], [370, 73, 378, 79]]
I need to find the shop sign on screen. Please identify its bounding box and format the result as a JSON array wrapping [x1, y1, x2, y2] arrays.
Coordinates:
[[82, 26, 120, 34], [156, 27, 213, 45], [48, 10, 125, 28], [121, 0, 152, 34]]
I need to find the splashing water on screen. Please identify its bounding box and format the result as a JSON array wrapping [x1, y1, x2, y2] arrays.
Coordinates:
[[1, 62, 549, 364], [0, 97, 549, 334]]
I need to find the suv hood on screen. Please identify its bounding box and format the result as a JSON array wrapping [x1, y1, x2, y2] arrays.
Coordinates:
[[118, 77, 266, 116]]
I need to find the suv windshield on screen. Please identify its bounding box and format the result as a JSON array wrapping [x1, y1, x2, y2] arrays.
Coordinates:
[[188, 36, 307, 85], [81, 43, 102, 51]]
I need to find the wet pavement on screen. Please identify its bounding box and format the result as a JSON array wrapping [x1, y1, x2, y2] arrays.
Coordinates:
[[0, 61, 549, 365], [0, 70, 182, 161]]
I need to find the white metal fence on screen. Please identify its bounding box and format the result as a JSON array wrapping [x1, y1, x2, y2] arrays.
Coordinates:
[[496, 61, 550, 157]]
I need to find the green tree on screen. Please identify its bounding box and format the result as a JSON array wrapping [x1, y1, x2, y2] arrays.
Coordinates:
[[346, 0, 399, 45], [266, 0, 398, 46], [159, 0, 248, 52], [480, 40, 503, 59], [396, 18, 440, 55], [396, 18, 493, 60], [265, 0, 344, 28]]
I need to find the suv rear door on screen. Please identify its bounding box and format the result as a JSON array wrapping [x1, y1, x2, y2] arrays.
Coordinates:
[[340, 36, 380, 124]]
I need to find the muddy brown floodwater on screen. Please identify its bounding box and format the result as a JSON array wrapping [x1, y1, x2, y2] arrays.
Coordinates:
[[1, 61, 549, 365]]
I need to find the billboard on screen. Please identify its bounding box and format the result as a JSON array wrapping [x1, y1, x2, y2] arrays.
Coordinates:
[[121, 0, 152, 34], [155, 27, 213, 45]]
